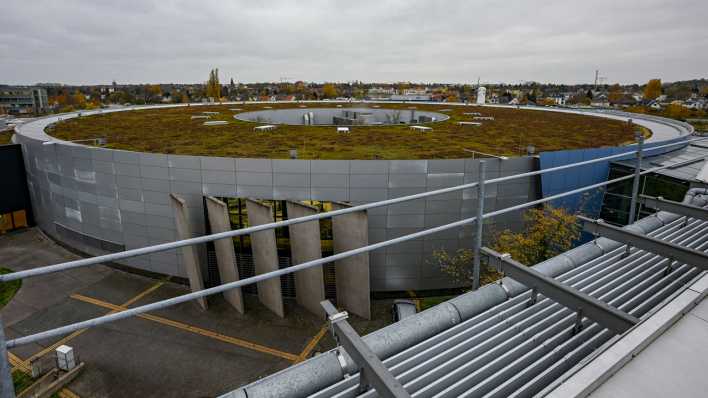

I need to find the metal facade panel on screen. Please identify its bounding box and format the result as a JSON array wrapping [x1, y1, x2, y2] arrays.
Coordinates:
[[311, 160, 350, 174], [202, 170, 236, 184], [167, 154, 201, 169], [169, 168, 202, 182], [350, 160, 389, 174], [201, 156, 236, 171]]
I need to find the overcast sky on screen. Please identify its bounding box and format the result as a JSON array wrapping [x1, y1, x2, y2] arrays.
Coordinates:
[[1, 0, 706, 85]]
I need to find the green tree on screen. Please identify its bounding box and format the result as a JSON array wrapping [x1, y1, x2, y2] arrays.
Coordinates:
[[643, 79, 662, 100]]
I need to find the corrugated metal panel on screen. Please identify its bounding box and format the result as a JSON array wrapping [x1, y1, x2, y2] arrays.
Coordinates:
[[304, 210, 707, 397]]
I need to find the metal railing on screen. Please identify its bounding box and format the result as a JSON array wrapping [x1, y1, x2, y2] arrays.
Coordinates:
[[1, 136, 707, 398]]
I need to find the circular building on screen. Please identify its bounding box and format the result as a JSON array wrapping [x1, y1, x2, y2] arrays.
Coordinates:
[[13, 102, 692, 295]]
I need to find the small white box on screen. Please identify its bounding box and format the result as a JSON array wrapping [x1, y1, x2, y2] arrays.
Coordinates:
[[56, 345, 76, 371]]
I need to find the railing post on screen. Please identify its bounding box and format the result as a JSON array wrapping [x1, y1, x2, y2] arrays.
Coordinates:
[[472, 160, 487, 290], [626, 130, 644, 256], [0, 317, 16, 398], [628, 129, 644, 226]]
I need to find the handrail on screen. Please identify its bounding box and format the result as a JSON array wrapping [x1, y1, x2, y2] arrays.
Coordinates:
[[5, 152, 706, 348], [2, 136, 706, 284]]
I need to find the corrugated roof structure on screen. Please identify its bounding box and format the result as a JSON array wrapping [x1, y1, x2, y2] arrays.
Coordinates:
[[222, 188, 708, 398]]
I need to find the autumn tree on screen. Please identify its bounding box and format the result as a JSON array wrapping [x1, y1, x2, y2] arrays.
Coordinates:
[[664, 103, 690, 119], [206, 68, 221, 100], [492, 206, 580, 266], [567, 93, 591, 105], [72, 91, 87, 109], [145, 84, 162, 103], [643, 79, 662, 100], [432, 205, 580, 285], [352, 87, 365, 99], [322, 83, 338, 98], [608, 84, 623, 104], [396, 82, 410, 94]]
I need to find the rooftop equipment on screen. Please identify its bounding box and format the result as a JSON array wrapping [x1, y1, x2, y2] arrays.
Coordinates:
[[254, 125, 277, 132], [203, 121, 228, 126]]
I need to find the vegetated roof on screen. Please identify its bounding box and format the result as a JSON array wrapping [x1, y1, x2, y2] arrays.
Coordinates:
[[47, 103, 633, 159], [224, 190, 708, 398]]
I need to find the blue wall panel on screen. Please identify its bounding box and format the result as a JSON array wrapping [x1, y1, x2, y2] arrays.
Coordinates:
[[539, 136, 689, 217]]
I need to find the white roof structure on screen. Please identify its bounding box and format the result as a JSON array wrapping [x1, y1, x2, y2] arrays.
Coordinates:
[[202, 111, 220, 115], [190, 115, 210, 120], [337, 127, 350, 133], [474, 116, 495, 121], [409, 125, 432, 132], [254, 125, 276, 132], [203, 120, 228, 126], [458, 121, 482, 126]]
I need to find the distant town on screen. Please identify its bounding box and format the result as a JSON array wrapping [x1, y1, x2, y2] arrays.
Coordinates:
[[1, 75, 707, 123]]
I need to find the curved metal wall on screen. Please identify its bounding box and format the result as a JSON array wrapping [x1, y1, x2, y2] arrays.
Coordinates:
[[14, 132, 537, 291], [13, 104, 691, 291]]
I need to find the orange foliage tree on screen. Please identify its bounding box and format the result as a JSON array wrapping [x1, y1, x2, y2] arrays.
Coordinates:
[[643, 79, 662, 100]]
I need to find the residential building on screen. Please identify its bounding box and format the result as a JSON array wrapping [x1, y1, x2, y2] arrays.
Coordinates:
[[0, 87, 49, 114], [367, 87, 395, 98]]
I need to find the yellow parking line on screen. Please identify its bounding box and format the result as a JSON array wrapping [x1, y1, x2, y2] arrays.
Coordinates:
[[70, 293, 300, 362], [121, 281, 166, 307], [8, 352, 30, 373], [295, 323, 329, 363], [57, 388, 81, 398], [22, 279, 167, 365], [25, 329, 89, 364]]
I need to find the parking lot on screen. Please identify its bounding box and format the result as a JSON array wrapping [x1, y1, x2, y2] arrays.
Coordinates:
[[0, 228, 392, 397]]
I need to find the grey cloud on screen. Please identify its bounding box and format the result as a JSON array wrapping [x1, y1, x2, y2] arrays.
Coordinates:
[[1, 0, 706, 85]]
